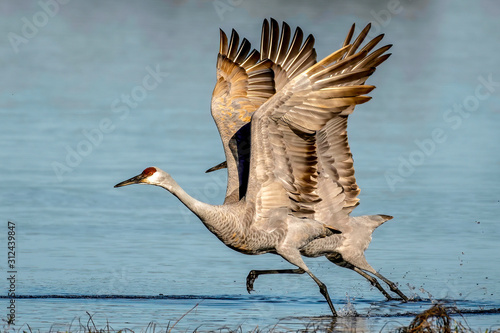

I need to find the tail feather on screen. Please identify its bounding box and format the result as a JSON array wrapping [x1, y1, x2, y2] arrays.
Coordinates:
[[378, 214, 393, 222], [355, 214, 393, 233], [330, 214, 394, 271]]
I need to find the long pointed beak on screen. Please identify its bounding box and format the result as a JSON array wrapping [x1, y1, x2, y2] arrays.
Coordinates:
[[114, 174, 147, 188]]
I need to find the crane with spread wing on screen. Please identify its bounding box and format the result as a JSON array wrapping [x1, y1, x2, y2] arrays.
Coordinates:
[[115, 19, 408, 316]]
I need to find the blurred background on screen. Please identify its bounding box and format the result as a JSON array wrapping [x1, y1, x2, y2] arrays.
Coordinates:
[[1, 0, 499, 331]]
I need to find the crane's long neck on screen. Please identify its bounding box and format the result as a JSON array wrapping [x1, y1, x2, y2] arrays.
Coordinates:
[[158, 176, 210, 220], [157, 174, 242, 239]]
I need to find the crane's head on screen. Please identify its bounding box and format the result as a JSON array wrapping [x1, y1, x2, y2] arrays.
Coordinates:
[[114, 167, 163, 188]]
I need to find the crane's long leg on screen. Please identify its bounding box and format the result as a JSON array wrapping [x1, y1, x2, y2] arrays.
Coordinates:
[[246, 268, 305, 293], [371, 271, 409, 301], [352, 267, 394, 300], [276, 247, 337, 316], [305, 269, 337, 317], [326, 254, 395, 300], [325, 254, 405, 301]]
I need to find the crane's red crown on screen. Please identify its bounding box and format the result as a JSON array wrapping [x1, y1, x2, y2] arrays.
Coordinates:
[[142, 167, 157, 177]]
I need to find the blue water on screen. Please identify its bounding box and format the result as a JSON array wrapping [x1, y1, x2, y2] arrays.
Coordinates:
[[1, 1, 500, 332]]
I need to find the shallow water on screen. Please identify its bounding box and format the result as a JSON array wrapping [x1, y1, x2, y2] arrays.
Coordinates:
[[1, 1, 500, 332]]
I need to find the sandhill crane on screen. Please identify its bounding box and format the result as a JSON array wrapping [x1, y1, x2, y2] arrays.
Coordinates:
[[115, 19, 408, 316], [206, 19, 408, 303]]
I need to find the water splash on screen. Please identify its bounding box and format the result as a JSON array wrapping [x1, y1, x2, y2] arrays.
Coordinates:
[[337, 293, 359, 317], [405, 283, 421, 301], [405, 282, 436, 301]]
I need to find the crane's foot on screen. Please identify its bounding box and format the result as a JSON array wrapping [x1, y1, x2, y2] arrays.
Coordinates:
[[372, 271, 409, 302], [392, 287, 409, 302], [383, 280, 409, 302], [246, 270, 257, 293], [246, 268, 305, 294]]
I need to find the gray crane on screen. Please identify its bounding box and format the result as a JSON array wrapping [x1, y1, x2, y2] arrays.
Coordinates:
[[115, 19, 408, 316]]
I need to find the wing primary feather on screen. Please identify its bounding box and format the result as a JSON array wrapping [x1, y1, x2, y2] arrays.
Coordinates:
[[234, 38, 251, 64], [367, 53, 391, 68], [219, 29, 228, 56], [260, 19, 270, 60], [284, 34, 315, 74], [240, 49, 260, 69], [269, 18, 280, 61], [342, 24, 355, 48], [359, 34, 384, 54], [281, 27, 304, 70], [227, 29, 240, 60], [286, 46, 315, 78], [346, 23, 371, 57], [276, 21, 291, 64], [355, 44, 392, 69]]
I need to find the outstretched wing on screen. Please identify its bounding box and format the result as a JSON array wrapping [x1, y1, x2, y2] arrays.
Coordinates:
[[316, 23, 391, 219], [211, 19, 317, 204], [211, 29, 275, 203], [245, 24, 391, 230]]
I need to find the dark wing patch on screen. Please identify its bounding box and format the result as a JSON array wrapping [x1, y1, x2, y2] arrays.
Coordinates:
[[230, 122, 252, 199]]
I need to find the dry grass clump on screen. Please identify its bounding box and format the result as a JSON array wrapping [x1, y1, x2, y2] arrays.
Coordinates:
[[398, 303, 470, 333]]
